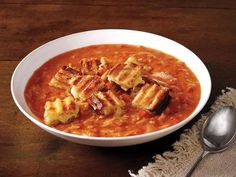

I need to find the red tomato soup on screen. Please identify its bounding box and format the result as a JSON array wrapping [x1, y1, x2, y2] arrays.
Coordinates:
[[25, 44, 201, 137]]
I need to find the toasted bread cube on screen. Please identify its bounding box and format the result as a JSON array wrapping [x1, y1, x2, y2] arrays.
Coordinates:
[[132, 83, 170, 111], [70, 75, 105, 101], [142, 75, 169, 87], [80, 57, 110, 75], [44, 97, 79, 126], [80, 58, 100, 75], [107, 64, 144, 91], [101, 70, 109, 81], [125, 56, 152, 72], [125, 56, 144, 67], [98, 57, 110, 75], [49, 66, 80, 90], [88, 90, 125, 115], [100, 57, 109, 66]]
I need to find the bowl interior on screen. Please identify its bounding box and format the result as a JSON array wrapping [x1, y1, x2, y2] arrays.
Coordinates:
[[11, 29, 211, 146]]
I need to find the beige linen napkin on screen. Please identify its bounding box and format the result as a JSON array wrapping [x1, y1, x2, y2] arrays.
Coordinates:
[[129, 87, 236, 177]]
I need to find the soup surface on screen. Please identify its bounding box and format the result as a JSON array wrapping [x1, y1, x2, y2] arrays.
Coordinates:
[[25, 44, 201, 137]]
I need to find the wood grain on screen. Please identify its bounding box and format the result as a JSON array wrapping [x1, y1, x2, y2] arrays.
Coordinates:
[[0, 0, 236, 9], [0, 1, 236, 177], [0, 3, 236, 62]]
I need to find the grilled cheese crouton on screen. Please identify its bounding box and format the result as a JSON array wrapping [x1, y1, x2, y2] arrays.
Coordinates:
[[49, 66, 80, 89], [142, 75, 169, 87], [98, 57, 110, 75], [125, 57, 152, 72], [80, 58, 100, 75], [107, 64, 144, 91], [132, 83, 170, 111], [70, 75, 105, 101], [80, 57, 110, 75], [101, 70, 109, 81], [44, 97, 79, 126], [88, 90, 125, 115]]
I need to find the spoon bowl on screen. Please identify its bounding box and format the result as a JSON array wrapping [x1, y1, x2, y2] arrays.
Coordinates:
[[201, 106, 236, 152], [186, 106, 236, 177]]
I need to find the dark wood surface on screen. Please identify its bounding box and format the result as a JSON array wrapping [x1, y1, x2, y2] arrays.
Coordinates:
[[0, 1, 236, 177]]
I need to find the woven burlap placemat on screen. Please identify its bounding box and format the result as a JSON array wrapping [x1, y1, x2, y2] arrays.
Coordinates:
[[129, 87, 236, 177]]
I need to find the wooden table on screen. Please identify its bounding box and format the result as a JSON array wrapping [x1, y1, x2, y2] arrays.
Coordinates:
[[1, 1, 236, 177]]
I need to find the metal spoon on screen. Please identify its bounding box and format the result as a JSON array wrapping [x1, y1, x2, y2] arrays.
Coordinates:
[[186, 106, 236, 177]]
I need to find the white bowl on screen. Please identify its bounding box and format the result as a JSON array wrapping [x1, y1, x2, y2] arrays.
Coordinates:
[[11, 29, 211, 147]]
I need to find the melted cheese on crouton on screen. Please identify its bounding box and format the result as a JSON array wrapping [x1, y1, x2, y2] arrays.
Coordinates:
[[49, 66, 80, 90], [107, 64, 144, 91], [80, 57, 110, 75], [70, 75, 105, 101], [44, 97, 79, 126], [88, 90, 125, 115], [132, 83, 169, 111]]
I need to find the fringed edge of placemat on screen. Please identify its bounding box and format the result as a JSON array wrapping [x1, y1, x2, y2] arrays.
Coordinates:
[[129, 87, 236, 177]]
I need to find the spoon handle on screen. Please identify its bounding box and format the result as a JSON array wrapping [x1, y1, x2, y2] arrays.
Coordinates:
[[185, 150, 209, 177]]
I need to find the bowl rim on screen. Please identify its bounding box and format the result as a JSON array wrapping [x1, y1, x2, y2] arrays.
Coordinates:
[[11, 29, 212, 141]]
